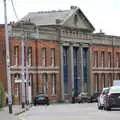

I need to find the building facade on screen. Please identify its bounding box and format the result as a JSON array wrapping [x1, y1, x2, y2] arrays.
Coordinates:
[[9, 23, 61, 104], [1, 6, 120, 104], [0, 25, 7, 90], [91, 33, 120, 94]]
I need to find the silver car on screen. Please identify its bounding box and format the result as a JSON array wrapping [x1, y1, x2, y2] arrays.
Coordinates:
[[103, 86, 120, 110], [97, 87, 109, 109]]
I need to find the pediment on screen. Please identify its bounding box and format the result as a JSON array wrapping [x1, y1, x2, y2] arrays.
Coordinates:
[[63, 9, 95, 32]]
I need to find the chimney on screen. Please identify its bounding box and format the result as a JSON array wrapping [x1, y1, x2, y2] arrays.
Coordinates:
[[70, 6, 77, 10]]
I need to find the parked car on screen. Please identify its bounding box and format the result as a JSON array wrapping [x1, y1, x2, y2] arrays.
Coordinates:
[[97, 87, 109, 109], [89, 92, 100, 103], [72, 92, 89, 103], [34, 93, 49, 105], [103, 86, 120, 110]]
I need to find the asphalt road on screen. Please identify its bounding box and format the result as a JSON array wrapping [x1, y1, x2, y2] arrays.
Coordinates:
[[18, 103, 120, 120]]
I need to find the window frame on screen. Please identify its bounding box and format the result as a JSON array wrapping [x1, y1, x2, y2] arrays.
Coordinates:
[[51, 48, 55, 66], [42, 48, 46, 66], [14, 46, 19, 66]]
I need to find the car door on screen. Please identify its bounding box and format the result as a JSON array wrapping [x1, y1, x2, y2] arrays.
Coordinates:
[[99, 92, 104, 105]]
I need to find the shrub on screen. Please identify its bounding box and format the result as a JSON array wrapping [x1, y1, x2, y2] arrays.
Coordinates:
[[0, 81, 5, 108]]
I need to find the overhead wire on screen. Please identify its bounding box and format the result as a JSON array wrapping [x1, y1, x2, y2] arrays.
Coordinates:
[[10, 0, 19, 20]]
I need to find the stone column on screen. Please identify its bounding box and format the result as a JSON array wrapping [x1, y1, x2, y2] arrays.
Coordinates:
[[68, 44, 74, 95], [79, 44, 84, 92], [77, 47, 81, 92], [60, 45, 64, 100], [70, 45, 74, 92]]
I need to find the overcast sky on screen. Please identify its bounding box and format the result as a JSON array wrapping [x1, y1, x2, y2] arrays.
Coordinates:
[[0, 0, 120, 36]]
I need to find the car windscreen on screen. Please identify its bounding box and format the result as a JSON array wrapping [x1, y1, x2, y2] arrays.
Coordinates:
[[103, 88, 109, 94], [93, 93, 100, 97], [109, 87, 120, 93], [37, 96, 45, 100]]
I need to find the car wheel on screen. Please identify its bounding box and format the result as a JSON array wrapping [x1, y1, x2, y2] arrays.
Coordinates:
[[46, 101, 49, 105], [97, 102, 103, 110], [89, 99, 92, 103], [106, 108, 111, 111], [103, 102, 111, 111], [105, 106, 111, 111]]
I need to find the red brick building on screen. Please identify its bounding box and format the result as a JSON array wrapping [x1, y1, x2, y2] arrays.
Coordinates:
[[0, 25, 7, 90], [1, 6, 120, 104], [10, 26, 61, 104], [90, 33, 120, 94]]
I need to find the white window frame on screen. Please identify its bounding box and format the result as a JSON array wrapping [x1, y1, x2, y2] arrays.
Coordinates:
[[94, 51, 98, 67], [108, 52, 112, 68], [51, 48, 55, 66], [14, 74, 20, 97], [101, 51, 105, 67], [52, 73, 56, 95], [43, 73, 48, 93], [42, 48, 46, 66], [116, 53, 120, 68], [27, 47, 32, 66], [14, 46, 19, 66]]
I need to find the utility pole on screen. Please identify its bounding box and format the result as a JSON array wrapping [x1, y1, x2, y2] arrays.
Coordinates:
[[21, 28, 25, 108], [25, 32, 29, 105], [25, 31, 32, 105], [3, 0, 12, 113], [26, 60, 29, 105]]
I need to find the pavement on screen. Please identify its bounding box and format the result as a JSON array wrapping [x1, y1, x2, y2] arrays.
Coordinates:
[[0, 105, 32, 120]]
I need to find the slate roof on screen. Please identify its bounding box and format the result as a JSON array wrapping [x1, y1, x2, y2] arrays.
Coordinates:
[[21, 9, 75, 26], [21, 6, 95, 31]]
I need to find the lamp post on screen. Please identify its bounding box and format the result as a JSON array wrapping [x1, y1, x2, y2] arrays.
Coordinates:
[[3, 0, 12, 113]]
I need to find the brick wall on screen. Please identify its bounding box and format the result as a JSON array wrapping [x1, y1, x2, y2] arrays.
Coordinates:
[[91, 45, 120, 94], [0, 25, 7, 90], [10, 38, 61, 103]]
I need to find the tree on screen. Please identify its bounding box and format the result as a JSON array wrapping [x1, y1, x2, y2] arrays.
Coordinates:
[[0, 81, 5, 108]]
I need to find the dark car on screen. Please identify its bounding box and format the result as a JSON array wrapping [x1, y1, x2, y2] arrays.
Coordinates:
[[34, 93, 49, 105], [78, 92, 89, 103], [89, 92, 100, 103], [103, 86, 120, 110], [72, 92, 89, 103]]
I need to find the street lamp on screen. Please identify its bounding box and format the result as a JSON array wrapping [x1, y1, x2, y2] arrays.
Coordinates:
[[3, 0, 12, 113]]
